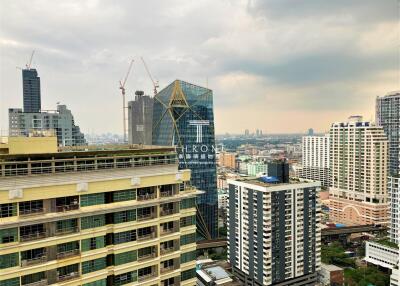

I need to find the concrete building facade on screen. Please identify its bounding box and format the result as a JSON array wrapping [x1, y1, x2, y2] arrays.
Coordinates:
[[227, 178, 321, 286], [298, 135, 330, 188], [0, 135, 199, 286], [329, 116, 388, 226], [218, 152, 236, 169], [9, 105, 86, 147], [128, 91, 153, 145]]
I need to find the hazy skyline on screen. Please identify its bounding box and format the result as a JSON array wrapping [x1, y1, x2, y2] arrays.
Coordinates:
[[0, 0, 398, 134]]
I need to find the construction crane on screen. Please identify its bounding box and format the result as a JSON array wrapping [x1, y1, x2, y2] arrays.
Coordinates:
[[140, 57, 159, 96], [26, 50, 35, 69], [119, 59, 134, 143]]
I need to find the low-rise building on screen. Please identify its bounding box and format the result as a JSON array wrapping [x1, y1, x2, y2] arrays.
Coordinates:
[[318, 263, 344, 286], [365, 241, 399, 269]]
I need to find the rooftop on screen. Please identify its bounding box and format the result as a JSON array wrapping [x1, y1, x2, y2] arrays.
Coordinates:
[[230, 176, 320, 188]]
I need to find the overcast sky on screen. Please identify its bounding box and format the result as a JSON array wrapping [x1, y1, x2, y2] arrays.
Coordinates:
[[0, 0, 398, 134]]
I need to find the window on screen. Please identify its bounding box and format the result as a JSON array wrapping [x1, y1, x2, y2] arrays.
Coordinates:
[[0, 203, 17, 218], [114, 230, 137, 244], [114, 210, 136, 224], [138, 266, 153, 277], [21, 272, 45, 286], [115, 250, 137, 265], [82, 258, 106, 274], [180, 198, 196, 209], [137, 227, 152, 237], [56, 219, 77, 232], [0, 228, 18, 244], [57, 264, 79, 277], [0, 278, 20, 286], [180, 251, 196, 264], [57, 241, 79, 253], [180, 233, 196, 246], [80, 193, 105, 207], [81, 236, 105, 251], [113, 271, 137, 286], [19, 200, 43, 215], [20, 224, 45, 237], [181, 269, 196, 281], [180, 215, 196, 227], [138, 246, 154, 258], [82, 279, 106, 286], [112, 189, 136, 202], [21, 248, 45, 261], [0, 253, 19, 269], [81, 215, 106, 229]]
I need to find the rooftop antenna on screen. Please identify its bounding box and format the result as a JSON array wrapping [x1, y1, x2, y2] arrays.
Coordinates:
[[119, 59, 134, 143], [141, 57, 159, 96]]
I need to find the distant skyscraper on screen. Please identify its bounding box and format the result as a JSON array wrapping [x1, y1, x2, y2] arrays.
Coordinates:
[[152, 80, 218, 239], [308, 128, 314, 136], [329, 116, 388, 225], [9, 105, 86, 146], [298, 134, 330, 188], [376, 91, 400, 176], [127, 90, 153, 145], [227, 177, 321, 286], [245, 129, 249, 136], [376, 91, 400, 244], [22, 68, 41, 113], [256, 129, 260, 136]]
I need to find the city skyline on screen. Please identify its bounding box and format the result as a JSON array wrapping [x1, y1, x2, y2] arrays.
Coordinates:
[[0, 0, 398, 135]]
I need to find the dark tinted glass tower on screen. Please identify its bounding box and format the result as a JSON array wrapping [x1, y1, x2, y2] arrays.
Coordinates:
[[22, 69, 41, 113], [152, 80, 217, 239]]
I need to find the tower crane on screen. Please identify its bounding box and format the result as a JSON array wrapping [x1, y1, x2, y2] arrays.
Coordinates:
[[26, 50, 35, 69], [140, 57, 159, 96], [119, 59, 134, 143]]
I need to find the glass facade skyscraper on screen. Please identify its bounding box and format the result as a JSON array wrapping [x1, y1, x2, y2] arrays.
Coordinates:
[[22, 68, 41, 113], [152, 80, 218, 239]]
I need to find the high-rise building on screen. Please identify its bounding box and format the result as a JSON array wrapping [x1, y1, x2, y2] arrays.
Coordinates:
[[218, 152, 236, 169], [267, 159, 290, 183], [308, 128, 314, 136], [298, 135, 330, 188], [227, 177, 321, 286], [0, 134, 199, 286], [329, 116, 388, 226], [244, 129, 249, 136], [376, 91, 400, 176], [22, 68, 41, 113], [9, 105, 86, 146], [152, 80, 218, 239], [128, 91, 154, 145]]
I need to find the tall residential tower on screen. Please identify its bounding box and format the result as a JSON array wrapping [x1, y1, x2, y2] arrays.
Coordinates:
[[329, 116, 388, 226], [128, 91, 154, 145], [22, 68, 41, 113]]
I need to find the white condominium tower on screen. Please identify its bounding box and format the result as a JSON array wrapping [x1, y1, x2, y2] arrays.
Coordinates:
[[227, 178, 321, 286], [298, 134, 330, 188], [329, 116, 388, 226]]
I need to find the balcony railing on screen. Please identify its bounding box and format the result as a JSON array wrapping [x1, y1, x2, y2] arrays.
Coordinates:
[[137, 252, 156, 262], [20, 232, 47, 242], [138, 273, 157, 282], [160, 265, 176, 274], [137, 232, 156, 241], [22, 279, 48, 286], [160, 228, 179, 236], [20, 208, 45, 216], [160, 209, 176, 216], [56, 249, 80, 259], [160, 247, 176, 255], [137, 193, 156, 201], [160, 190, 175, 198], [137, 213, 156, 221], [57, 272, 80, 282], [55, 204, 79, 212], [55, 227, 79, 236], [21, 256, 47, 266]]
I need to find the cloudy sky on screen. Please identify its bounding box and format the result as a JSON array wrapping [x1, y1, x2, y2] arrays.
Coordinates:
[[0, 0, 398, 134]]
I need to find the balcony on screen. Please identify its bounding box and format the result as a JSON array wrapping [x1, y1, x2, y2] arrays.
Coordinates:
[[137, 212, 156, 222], [20, 232, 47, 242], [19, 208, 45, 216], [137, 193, 156, 201], [160, 190, 177, 198], [56, 249, 80, 260], [137, 252, 157, 262], [137, 232, 156, 241], [55, 204, 79, 212], [160, 265, 177, 274], [138, 272, 157, 282], [160, 209, 178, 216], [21, 256, 47, 267], [55, 227, 79, 236], [57, 272, 80, 282]]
